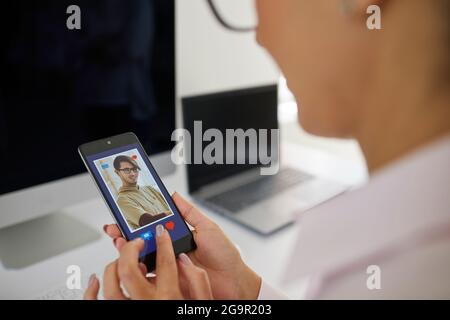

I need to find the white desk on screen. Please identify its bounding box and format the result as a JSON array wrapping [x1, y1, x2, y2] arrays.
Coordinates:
[[0, 140, 367, 299]]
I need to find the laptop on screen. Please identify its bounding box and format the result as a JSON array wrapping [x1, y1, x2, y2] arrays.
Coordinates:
[[182, 85, 347, 235]]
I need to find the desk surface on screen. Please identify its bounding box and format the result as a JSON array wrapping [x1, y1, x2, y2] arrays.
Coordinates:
[[0, 139, 367, 299]]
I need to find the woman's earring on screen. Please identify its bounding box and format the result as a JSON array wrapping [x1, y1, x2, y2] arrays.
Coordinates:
[[340, 0, 356, 15]]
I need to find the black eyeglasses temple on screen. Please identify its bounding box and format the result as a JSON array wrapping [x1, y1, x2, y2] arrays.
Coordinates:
[[206, 0, 255, 32]]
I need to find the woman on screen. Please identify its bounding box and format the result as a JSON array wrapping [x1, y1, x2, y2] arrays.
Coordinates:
[[85, 0, 450, 299]]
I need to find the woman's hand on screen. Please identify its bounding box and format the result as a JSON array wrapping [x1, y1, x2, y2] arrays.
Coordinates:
[[103, 192, 262, 299], [84, 224, 213, 300]]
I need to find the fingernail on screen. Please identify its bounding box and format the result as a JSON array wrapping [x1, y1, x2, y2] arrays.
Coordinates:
[[103, 224, 108, 233], [88, 273, 97, 286], [156, 224, 165, 237], [179, 253, 192, 265], [135, 237, 144, 244]]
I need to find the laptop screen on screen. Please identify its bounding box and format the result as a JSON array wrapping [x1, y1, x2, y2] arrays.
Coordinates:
[[182, 85, 278, 193]]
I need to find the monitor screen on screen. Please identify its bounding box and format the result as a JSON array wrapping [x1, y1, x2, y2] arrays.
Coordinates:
[[0, 0, 175, 195]]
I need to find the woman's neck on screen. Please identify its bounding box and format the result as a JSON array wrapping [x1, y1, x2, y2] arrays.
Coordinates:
[[355, 0, 450, 174], [357, 92, 450, 174]]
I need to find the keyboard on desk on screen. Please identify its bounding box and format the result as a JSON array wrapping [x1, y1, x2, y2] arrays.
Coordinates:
[[204, 167, 312, 213], [34, 272, 157, 300], [35, 274, 102, 300], [36, 285, 85, 300]]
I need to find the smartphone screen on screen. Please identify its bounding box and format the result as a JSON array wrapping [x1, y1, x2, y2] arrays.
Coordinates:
[[79, 133, 195, 269]]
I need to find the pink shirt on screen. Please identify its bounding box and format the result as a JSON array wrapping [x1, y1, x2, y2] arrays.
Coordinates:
[[259, 135, 450, 299]]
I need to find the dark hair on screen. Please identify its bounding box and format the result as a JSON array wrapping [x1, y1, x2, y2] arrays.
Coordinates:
[[113, 155, 140, 171]]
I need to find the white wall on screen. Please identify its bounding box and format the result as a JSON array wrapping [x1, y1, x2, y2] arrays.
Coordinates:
[[176, 0, 279, 98]]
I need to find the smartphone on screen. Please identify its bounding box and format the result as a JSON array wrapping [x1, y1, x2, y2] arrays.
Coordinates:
[[78, 132, 196, 271]]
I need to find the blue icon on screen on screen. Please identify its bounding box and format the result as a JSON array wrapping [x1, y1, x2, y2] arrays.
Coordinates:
[[140, 231, 153, 241], [101, 163, 109, 169]]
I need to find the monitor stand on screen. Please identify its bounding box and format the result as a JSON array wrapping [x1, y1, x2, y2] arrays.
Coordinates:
[[0, 212, 101, 269]]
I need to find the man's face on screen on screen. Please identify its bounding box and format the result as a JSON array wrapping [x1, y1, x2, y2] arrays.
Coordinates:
[[116, 162, 140, 186]]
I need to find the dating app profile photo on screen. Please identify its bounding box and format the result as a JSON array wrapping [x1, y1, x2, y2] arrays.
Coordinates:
[[94, 150, 173, 232]]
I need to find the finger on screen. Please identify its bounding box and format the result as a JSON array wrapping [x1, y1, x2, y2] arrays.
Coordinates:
[[103, 261, 128, 300], [83, 274, 99, 300], [172, 192, 214, 229], [113, 237, 127, 251], [139, 262, 148, 277], [178, 271, 191, 299], [104, 224, 122, 239], [178, 253, 213, 300], [117, 238, 152, 299], [146, 273, 157, 286], [155, 224, 179, 289], [138, 263, 157, 285], [187, 251, 201, 265]]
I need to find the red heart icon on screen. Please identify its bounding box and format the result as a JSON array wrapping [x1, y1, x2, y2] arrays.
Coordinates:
[[165, 221, 175, 230], [131, 155, 138, 160]]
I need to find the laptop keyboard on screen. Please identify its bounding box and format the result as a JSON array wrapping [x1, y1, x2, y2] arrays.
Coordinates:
[[204, 167, 313, 213], [35, 285, 85, 300]]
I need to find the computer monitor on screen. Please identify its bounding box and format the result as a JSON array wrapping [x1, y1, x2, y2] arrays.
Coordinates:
[[0, 0, 176, 230]]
